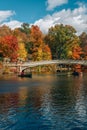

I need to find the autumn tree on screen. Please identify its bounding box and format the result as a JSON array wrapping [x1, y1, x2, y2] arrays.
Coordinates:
[[0, 25, 12, 60], [13, 23, 32, 59], [44, 24, 81, 59], [29, 25, 52, 61], [66, 36, 82, 59], [17, 42, 27, 61], [0, 35, 18, 61], [13, 28, 27, 43], [30, 25, 43, 61], [0, 25, 12, 38], [43, 45, 52, 60], [79, 32, 87, 59], [72, 45, 83, 59], [18, 23, 31, 52]]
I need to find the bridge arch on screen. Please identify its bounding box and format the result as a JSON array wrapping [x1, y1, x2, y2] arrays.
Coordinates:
[[6, 59, 87, 72], [19, 59, 87, 72]]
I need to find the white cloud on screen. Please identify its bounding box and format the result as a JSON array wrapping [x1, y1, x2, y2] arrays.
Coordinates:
[[0, 10, 22, 29], [0, 10, 15, 23], [46, 0, 68, 10], [0, 3, 87, 35], [1, 20, 22, 29], [34, 16, 60, 34], [34, 4, 87, 35]]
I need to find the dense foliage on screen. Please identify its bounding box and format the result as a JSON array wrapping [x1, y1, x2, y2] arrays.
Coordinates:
[[0, 23, 87, 62]]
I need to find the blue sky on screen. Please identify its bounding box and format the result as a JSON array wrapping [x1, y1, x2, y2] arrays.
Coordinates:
[[0, 0, 87, 35]]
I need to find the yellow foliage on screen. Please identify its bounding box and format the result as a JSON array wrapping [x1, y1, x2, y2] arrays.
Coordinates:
[[37, 48, 43, 61], [18, 43, 27, 61], [67, 51, 72, 58]]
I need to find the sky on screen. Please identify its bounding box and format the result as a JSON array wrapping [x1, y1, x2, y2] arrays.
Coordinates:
[[0, 0, 87, 35]]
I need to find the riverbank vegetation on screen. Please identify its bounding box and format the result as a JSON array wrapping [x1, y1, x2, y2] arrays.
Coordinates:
[[0, 23, 87, 73]]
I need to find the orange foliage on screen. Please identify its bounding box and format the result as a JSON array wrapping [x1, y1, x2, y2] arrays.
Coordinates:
[[0, 35, 18, 61], [30, 25, 44, 61], [83, 45, 87, 59], [13, 28, 28, 43], [43, 45, 52, 60], [30, 25, 52, 61], [0, 25, 12, 38], [72, 45, 83, 59]]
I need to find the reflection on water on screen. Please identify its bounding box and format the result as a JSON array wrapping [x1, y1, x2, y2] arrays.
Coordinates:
[[0, 74, 87, 130]]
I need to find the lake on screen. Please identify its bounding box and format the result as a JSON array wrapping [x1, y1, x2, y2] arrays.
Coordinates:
[[0, 73, 87, 130]]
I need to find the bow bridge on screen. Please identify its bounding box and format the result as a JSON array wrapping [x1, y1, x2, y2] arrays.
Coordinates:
[[6, 59, 87, 72]]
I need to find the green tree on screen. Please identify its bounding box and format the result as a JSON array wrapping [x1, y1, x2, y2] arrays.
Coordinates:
[[20, 23, 30, 34], [79, 32, 87, 59], [45, 24, 80, 59]]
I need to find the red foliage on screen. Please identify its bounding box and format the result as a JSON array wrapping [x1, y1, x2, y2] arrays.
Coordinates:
[[0, 35, 18, 61]]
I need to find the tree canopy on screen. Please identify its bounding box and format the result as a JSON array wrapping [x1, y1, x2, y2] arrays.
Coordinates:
[[0, 23, 87, 62]]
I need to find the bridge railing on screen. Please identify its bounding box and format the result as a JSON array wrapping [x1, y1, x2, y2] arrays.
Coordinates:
[[3, 59, 87, 67]]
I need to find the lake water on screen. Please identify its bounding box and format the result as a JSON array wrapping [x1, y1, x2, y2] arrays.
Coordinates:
[[0, 73, 87, 130]]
